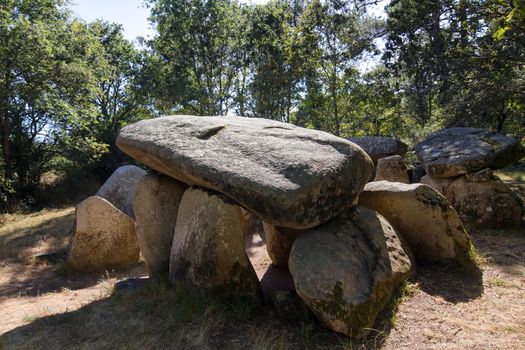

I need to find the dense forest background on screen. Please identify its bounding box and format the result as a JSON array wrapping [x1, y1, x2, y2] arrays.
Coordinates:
[[1, 0, 524, 212]]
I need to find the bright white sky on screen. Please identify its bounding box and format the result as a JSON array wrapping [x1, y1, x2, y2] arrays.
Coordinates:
[[70, 0, 388, 43]]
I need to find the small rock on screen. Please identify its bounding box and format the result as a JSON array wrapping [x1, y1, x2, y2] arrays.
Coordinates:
[[420, 174, 455, 195], [262, 223, 302, 267], [271, 290, 312, 321], [374, 155, 409, 183]]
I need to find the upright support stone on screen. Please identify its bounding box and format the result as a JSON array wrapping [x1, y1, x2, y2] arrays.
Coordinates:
[[359, 181, 472, 265], [67, 196, 139, 272], [170, 187, 262, 300], [262, 223, 302, 268], [288, 206, 414, 338], [134, 174, 187, 276], [374, 155, 409, 183], [96, 165, 147, 219]]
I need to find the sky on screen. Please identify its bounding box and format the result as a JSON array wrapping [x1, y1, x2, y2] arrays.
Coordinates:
[[70, 0, 388, 43], [70, 0, 155, 41]]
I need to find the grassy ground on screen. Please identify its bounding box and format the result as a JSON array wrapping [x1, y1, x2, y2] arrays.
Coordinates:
[[0, 193, 524, 349]]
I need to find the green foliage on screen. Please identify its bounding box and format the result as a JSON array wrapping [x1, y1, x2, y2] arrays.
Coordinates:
[[0, 2, 149, 211], [2, 0, 524, 212]]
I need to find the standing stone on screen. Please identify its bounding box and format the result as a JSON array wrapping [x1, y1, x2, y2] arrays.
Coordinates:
[[67, 196, 139, 272], [446, 176, 523, 228], [117, 115, 374, 229], [359, 181, 472, 265], [262, 223, 302, 267], [170, 187, 262, 299], [348, 136, 408, 164], [288, 206, 414, 338], [96, 165, 147, 219], [414, 127, 525, 178], [239, 208, 265, 242], [134, 174, 187, 276], [374, 155, 409, 183], [420, 174, 455, 195]]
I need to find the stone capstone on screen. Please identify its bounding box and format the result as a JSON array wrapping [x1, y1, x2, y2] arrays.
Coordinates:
[[414, 128, 525, 178], [117, 115, 374, 229], [348, 136, 408, 164]]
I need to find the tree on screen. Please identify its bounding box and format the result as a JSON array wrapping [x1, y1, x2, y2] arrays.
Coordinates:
[[146, 0, 245, 115], [0, 0, 104, 208]]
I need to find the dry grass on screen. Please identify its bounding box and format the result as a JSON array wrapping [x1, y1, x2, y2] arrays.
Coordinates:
[[0, 203, 524, 349], [0, 208, 75, 261]]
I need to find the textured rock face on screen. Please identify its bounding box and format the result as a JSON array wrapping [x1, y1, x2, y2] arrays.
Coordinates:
[[96, 165, 147, 218], [239, 208, 265, 241], [67, 196, 139, 272], [288, 206, 414, 338], [446, 176, 523, 228], [117, 115, 374, 229], [374, 155, 409, 183], [359, 181, 472, 265], [414, 127, 525, 178], [169, 187, 261, 299], [134, 174, 187, 276], [347, 136, 408, 164], [262, 223, 302, 267], [420, 174, 455, 195]]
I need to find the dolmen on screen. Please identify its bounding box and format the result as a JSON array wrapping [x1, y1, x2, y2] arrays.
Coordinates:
[[67, 115, 475, 338], [416, 127, 525, 227]]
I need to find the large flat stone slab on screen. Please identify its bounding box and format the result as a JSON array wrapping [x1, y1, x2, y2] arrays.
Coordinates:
[[414, 128, 525, 178], [347, 136, 408, 164], [117, 115, 374, 229]]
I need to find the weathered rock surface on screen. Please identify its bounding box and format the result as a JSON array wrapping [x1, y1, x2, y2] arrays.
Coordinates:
[[359, 181, 472, 265], [446, 176, 523, 228], [134, 174, 187, 276], [239, 208, 265, 241], [67, 196, 139, 272], [374, 155, 409, 183], [414, 128, 525, 178], [170, 187, 262, 299], [262, 223, 302, 267], [420, 174, 455, 195], [288, 206, 414, 338], [96, 165, 147, 218], [348, 136, 408, 164], [117, 115, 374, 229]]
